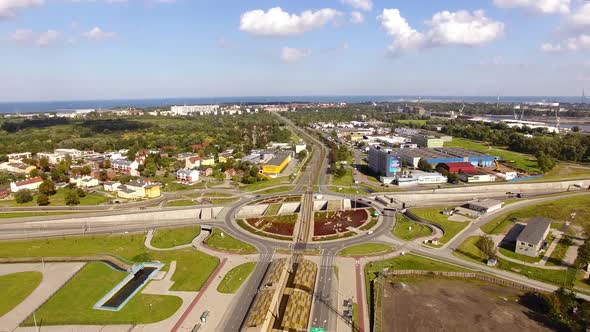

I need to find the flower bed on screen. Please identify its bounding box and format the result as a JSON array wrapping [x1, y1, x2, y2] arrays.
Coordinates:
[[314, 209, 369, 236], [246, 214, 297, 236]]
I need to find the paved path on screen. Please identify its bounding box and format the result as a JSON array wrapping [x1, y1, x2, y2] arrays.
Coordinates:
[[540, 232, 563, 266], [354, 258, 366, 332], [0, 262, 84, 332]]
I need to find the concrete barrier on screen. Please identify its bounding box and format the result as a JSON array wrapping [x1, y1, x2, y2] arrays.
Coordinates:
[[278, 202, 300, 215], [237, 204, 269, 218], [313, 200, 328, 211]]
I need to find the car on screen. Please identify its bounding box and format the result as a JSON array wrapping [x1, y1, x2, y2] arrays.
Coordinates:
[[367, 230, 374, 235]]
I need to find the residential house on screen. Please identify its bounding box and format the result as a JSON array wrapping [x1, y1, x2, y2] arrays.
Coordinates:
[[224, 168, 237, 179], [515, 218, 552, 257], [176, 169, 200, 184], [103, 181, 122, 192], [201, 156, 215, 167], [112, 159, 139, 173], [10, 176, 43, 192], [191, 141, 209, 153], [69, 176, 100, 188], [201, 168, 214, 177], [0, 188, 9, 199], [120, 179, 161, 198]]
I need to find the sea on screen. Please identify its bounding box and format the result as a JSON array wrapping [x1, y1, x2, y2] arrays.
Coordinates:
[[0, 95, 587, 114]]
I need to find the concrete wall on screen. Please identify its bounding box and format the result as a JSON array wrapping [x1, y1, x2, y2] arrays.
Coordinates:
[[200, 208, 212, 220], [41, 209, 201, 224], [343, 199, 352, 210], [313, 200, 328, 211], [278, 202, 300, 215], [237, 204, 269, 218]]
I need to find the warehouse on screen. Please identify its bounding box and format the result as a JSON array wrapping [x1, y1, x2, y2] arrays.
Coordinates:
[[433, 148, 497, 167], [398, 149, 463, 168], [262, 152, 292, 177], [438, 162, 477, 174]]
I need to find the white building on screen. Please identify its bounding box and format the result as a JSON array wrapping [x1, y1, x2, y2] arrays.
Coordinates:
[[295, 143, 307, 154], [37, 152, 66, 165], [458, 172, 496, 183], [103, 181, 122, 192], [170, 105, 220, 116], [394, 170, 447, 186], [10, 176, 43, 192], [176, 169, 200, 184], [69, 176, 99, 188], [7, 152, 32, 161], [467, 199, 504, 214]]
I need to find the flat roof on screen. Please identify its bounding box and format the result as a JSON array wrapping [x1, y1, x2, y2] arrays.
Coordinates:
[[434, 147, 494, 158], [265, 152, 291, 167], [468, 198, 503, 209], [517, 218, 551, 244]]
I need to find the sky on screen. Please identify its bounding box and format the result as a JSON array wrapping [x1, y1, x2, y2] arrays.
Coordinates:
[[0, 0, 589, 101]]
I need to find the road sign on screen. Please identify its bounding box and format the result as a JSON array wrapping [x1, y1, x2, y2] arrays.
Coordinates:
[[310, 328, 325, 332]]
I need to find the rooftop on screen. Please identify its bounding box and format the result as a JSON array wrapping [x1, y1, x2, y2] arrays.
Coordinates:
[[468, 198, 503, 209], [517, 218, 552, 245], [265, 152, 291, 167]]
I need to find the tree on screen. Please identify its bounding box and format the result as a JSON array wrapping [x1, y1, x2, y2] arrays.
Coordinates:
[[142, 162, 157, 178], [65, 190, 80, 206], [29, 169, 40, 178], [80, 166, 92, 176], [447, 172, 458, 184], [535, 151, 556, 173], [38, 179, 56, 196], [99, 170, 108, 182], [36, 193, 50, 206], [76, 187, 86, 197], [296, 150, 308, 161], [0, 155, 7, 163], [477, 235, 496, 259], [103, 159, 112, 169], [38, 157, 50, 172], [249, 166, 260, 178], [418, 159, 433, 172], [14, 189, 33, 204]]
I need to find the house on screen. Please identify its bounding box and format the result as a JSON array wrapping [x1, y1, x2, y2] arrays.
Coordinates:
[[7, 152, 32, 161], [37, 152, 66, 165], [201, 168, 214, 177], [262, 152, 292, 177], [10, 176, 43, 192], [176, 169, 200, 184], [201, 156, 215, 167], [111, 159, 139, 173], [467, 199, 504, 214], [185, 156, 202, 170], [191, 141, 209, 152], [0, 162, 36, 175], [69, 176, 99, 188], [515, 218, 552, 257], [103, 181, 122, 192], [224, 168, 237, 179], [120, 179, 161, 198]]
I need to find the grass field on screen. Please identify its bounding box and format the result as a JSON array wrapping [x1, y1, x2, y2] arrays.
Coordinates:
[[547, 237, 573, 267], [0, 233, 218, 291], [410, 207, 470, 244], [453, 236, 488, 263], [151, 225, 201, 249], [498, 247, 542, 263], [0, 212, 79, 219], [22, 262, 181, 326], [338, 243, 394, 257], [264, 203, 282, 216], [243, 176, 291, 192], [481, 195, 590, 235], [392, 215, 433, 241], [0, 271, 42, 317], [205, 228, 257, 254], [331, 168, 354, 187], [537, 163, 590, 181], [164, 199, 197, 207], [217, 262, 256, 294], [446, 137, 541, 174], [254, 186, 296, 195], [209, 198, 240, 205], [0, 188, 108, 207], [326, 186, 364, 195]]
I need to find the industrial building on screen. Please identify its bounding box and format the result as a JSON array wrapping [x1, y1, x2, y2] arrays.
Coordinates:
[[515, 218, 551, 257], [457, 172, 496, 183], [467, 199, 503, 214], [398, 148, 497, 168], [368, 146, 401, 182], [411, 135, 444, 148], [395, 170, 447, 186], [262, 152, 292, 177]]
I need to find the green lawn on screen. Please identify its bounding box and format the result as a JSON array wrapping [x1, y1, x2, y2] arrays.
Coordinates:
[[453, 236, 488, 263], [209, 198, 240, 205], [326, 186, 364, 195], [539, 163, 590, 181], [499, 247, 542, 263], [22, 262, 181, 326], [446, 137, 541, 174], [547, 237, 572, 267], [205, 228, 257, 254], [264, 203, 282, 216], [217, 262, 256, 294], [243, 176, 291, 192], [151, 225, 201, 249], [0, 188, 108, 207], [0, 212, 79, 219], [338, 243, 394, 257], [481, 195, 590, 235], [397, 119, 427, 126], [410, 207, 470, 244], [255, 186, 296, 195], [331, 168, 354, 187], [392, 215, 433, 241], [164, 199, 197, 207], [0, 233, 218, 291], [0, 271, 42, 317]]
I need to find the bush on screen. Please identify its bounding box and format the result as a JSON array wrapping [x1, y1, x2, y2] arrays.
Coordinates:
[[65, 190, 80, 206], [14, 189, 33, 204], [36, 193, 50, 206]]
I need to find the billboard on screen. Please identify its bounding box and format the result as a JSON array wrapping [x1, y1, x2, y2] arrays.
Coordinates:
[[388, 157, 401, 174]]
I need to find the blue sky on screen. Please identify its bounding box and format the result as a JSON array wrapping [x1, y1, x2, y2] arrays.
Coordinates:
[[0, 0, 589, 101]]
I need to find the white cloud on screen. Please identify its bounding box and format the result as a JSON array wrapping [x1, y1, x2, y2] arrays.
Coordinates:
[[542, 34, 590, 52], [280, 47, 310, 62], [240, 7, 342, 36], [35, 29, 59, 46], [83, 27, 115, 40], [350, 11, 364, 24], [493, 0, 570, 14], [0, 0, 43, 18], [378, 9, 504, 55], [568, 3, 590, 27], [341, 0, 372, 12], [9, 28, 60, 46]]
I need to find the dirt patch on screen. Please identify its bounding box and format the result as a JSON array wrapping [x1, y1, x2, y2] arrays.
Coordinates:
[[314, 209, 368, 236], [382, 277, 553, 332]]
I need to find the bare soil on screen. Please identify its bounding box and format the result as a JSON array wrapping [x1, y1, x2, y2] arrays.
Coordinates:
[[382, 277, 553, 332]]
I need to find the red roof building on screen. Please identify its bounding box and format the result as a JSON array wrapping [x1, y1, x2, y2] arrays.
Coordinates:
[[438, 162, 476, 174]]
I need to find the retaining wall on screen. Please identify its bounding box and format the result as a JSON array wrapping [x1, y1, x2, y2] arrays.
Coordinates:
[[313, 200, 328, 211], [0, 255, 131, 271], [278, 202, 300, 215], [237, 204, 269, 218]]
